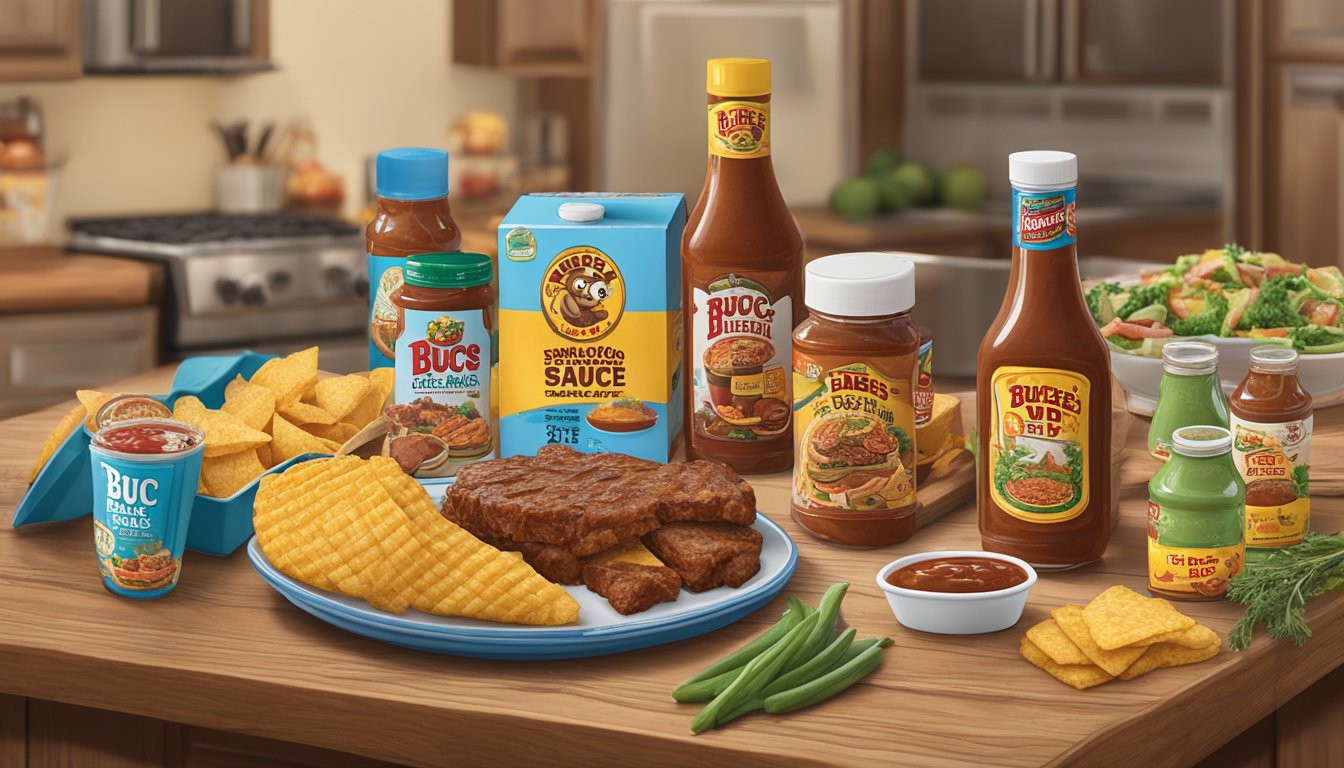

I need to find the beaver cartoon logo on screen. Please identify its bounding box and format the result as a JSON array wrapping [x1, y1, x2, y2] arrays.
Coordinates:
[[542, 245, 624, 341]]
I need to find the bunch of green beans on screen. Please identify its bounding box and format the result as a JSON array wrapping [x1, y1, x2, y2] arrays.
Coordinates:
[[672, 583, 892, 733]]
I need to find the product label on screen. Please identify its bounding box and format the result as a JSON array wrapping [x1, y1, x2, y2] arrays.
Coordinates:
[[914, 337, 934, 427], [1013, 188, 1077, 251], [92, 458, 186, 596], [792, 360, 916, 512], [691, 273, 792, 442], [708, 100, 770, 158], [1148, 502, 1244, 598], [988, 367, 1090, 523], [541, 245, 625, 342], [1231, 415, 1312, 547], [388, 307, 493, 477], [368, 254, 404, 369]]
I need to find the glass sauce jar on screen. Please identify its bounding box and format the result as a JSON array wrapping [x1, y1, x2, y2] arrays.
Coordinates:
[[1230, 346, 1313, 553], [1147, 426, 1245, 601], [1148, 341, 1229, 462], [791, 253, 920, 546]]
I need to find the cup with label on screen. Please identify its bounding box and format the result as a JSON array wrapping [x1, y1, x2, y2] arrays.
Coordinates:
[[88, 418, 205, 599]]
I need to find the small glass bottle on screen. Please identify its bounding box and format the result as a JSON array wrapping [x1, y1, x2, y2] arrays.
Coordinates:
[[1147, 425, 1245, 601], [1148, 341, 1229, 462]]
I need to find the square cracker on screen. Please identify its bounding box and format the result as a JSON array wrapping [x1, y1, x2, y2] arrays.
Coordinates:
[[1119, 633, 1221, 680], [1053, 604, 1149, 677], [1025, 618, 1091, 667], [1082, 586, 1196, 650], [1021, 638, 1114, 690]]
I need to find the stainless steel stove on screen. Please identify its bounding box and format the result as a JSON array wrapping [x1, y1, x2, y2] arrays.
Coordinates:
[[68, 213, 368, 372]]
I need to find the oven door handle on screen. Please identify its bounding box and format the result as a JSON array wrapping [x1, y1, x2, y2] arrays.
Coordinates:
[[132, 0, 160, 54]]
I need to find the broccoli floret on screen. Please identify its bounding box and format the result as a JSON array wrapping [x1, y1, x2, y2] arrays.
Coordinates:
[[1289, 324, 1344, 352], [1166, 254, 1201, 278], [1240, 275, 1310, 331], [1086, 282, 1122, 324], [1115, 280, 1174, 321], [1170, 292, 1228, 337]]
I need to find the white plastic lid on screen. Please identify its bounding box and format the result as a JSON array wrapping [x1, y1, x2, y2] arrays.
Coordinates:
[[805, 253, 915, 317], [1009, 150, 1077, 189], [558, 202, 605, 223], [1171, 425, 1233, 458], [1162, 340, 1219, 376]]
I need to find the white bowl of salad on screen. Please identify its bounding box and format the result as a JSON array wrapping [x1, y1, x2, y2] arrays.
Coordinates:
[[1087, 245, 1344, 415]]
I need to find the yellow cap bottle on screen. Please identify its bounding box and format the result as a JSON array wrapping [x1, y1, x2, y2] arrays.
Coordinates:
[[707, 58, 771, 98]]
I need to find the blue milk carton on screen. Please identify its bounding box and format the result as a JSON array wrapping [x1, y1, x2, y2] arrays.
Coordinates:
[[498, 194, 686, 462]]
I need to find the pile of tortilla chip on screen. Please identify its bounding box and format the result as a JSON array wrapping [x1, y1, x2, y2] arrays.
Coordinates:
[[1020, 585, 1221, 690]]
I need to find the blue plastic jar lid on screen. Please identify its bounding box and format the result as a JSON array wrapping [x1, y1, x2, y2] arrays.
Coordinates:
[[376, 148, 449, 201]]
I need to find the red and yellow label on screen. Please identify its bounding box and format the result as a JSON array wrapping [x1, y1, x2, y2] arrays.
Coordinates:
[[1147, 537, 1244, 600], [708, 100, 770, 158], [1231, 415, 1312, 547], [792, 361, 916, 512], [988, 367, 1090, 523]]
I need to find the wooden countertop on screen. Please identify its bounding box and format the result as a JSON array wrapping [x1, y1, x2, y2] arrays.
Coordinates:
[[2, 367, 1343, 768], [0, 246, 163, 314]]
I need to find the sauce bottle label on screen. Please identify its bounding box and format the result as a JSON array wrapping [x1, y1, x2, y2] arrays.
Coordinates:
[[1148, 503, 1244, 598], [988, 367, 1090, 523], [1230, 415, 1311, 547], [1012, 188, 1077, 251], [914, 336, 934, 426], [691, 273, 792, 442], [791, 360, 917, 512], [707, 100, 771, 158], [389, 307, 494, 477], [369, 256, 406, 369]]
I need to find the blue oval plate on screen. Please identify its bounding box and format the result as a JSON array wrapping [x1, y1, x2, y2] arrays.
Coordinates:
[[246, 513, 798, 659]]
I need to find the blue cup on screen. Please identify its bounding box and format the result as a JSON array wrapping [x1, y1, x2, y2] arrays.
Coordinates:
[[89, 419, 205, 599]]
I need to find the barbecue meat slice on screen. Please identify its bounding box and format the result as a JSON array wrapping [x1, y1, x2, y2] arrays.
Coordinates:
[[440, 445, 756, 557], [581, 561, 682, 615], [642, 522, 762, 593]]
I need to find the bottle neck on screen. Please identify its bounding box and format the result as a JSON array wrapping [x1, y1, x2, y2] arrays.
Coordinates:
[[807, 308, 911, 325]]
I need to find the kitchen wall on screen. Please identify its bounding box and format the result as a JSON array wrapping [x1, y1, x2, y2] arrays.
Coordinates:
[[0, 0, 518, 223]]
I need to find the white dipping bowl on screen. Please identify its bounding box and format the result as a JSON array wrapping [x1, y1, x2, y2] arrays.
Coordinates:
[[875, 550, 1037, 635], [1111, 338, 1344, 416]]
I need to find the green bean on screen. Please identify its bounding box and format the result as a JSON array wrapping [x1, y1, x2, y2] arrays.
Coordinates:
[[782, 583, 848, 672], [829, 635, 892, 671], [692, 611, 820, 733], [788, 595, 814, 618], [763, 643, 886, 715], [715, 696, 763, 728], [674, 606, 801, 696], [673, 667, 742, 703], [763, 627, 856, 698]]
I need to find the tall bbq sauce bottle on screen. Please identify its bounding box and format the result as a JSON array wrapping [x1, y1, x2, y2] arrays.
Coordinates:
[[683, 58, 804, 474], [977, 151, 1112, 569]]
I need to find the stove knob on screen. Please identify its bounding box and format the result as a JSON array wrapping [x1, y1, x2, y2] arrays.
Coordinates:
[[239, 274, 266, 306], [268, 269, 292, 292], [324, 265, 350, 291], [215, 277, 241, 305]]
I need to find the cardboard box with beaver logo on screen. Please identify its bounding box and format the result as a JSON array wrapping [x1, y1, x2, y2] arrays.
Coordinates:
[[499, 194, 686, 462]]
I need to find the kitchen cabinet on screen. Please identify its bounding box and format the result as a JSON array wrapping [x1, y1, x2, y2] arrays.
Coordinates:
[[1268, 0, 1344, 62], [453, 0, 598, 76], [1264, 65, 1344, 269], [0, 0, 79, 81], [1062, 0, 1227, 85]]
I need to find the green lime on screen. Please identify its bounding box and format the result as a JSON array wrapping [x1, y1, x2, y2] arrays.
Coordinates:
[[891, 162, 934, 206], [938, 165, 986, 210], [877, 172, 914, 213], [864, 148, 905, 178], [830, 178, 882, 220]]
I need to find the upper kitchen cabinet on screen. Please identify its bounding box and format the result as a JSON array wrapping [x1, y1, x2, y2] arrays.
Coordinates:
[[914, 0, 1228, 86], [1264, 65, 1344, 268], [453, 0, 598, 76], [0, 0, 80, 81], [1267, 0, 1344, 62]]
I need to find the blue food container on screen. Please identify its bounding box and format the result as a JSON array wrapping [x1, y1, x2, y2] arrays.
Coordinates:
[[89, 419, 205, 598], [13, 351, 332, 557]]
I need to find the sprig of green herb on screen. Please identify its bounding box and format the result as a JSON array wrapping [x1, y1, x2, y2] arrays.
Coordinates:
[[1226, 532, 1344, 650]]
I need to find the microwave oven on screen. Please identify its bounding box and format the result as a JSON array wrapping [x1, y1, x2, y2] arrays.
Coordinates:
[[83, 0, 272, 74]]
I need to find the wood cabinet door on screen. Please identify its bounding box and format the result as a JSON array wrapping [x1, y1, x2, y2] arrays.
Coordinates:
[[1268, 0, 1344, 62], [0, 0, 80, 80], [453, 0, 596, 76], [1265, 64, 1344, 269]]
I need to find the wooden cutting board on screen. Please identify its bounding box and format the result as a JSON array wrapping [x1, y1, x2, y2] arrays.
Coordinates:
[[0, 247, 162, 314]]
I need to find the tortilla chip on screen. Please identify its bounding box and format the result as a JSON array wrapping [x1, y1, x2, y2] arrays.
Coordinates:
[[257, 442, 274, 469], [1053, 604, 1149, 677], [344, 388, 386, 429], [201, 449, 266, 498], [1119, 634, 1221, 681], [1025, 617, 1091, 667], [76, 390, 118, 429], [222, 378, 277, 433], [277, 400, 337, 425], [173, 404, 271, 458], [28, 405, 86, 484], [172, 396, 208, 421], [249, 348, 318, 406], [367, 367, 394, 400], [314, 375, 370, 421], [1082, 586, 1196, 650], [302, 421, 359, 446], [1020, 638, 1113, 690], [271, 415, 340, 464]]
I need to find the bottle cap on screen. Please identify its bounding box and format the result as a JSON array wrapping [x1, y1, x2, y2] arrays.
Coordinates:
[[1161, 341, 1219, 376], [1171, 425, 1233, 458], [1009, 150, 1077, 190], [707, 58, 771, 98], [805, 252, 915, 317], [403, 252, 492, 289], [1249, 345, 1299, 373], [376, 148, 450, 201], [558, 202, 605, 223]]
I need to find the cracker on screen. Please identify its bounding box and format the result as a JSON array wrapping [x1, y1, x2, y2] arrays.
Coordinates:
[[1053, 604, 1149, 677], [1119, 634, 1221, 680], [1020, 637, 1113, 690], [1025, 618, 1091, 667], [1082, 585, 1196, 650]]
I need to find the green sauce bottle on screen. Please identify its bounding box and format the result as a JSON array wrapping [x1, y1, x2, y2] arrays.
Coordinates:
[[1148, 341, 1228, 462], [1147, 425, 1245, 601]]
